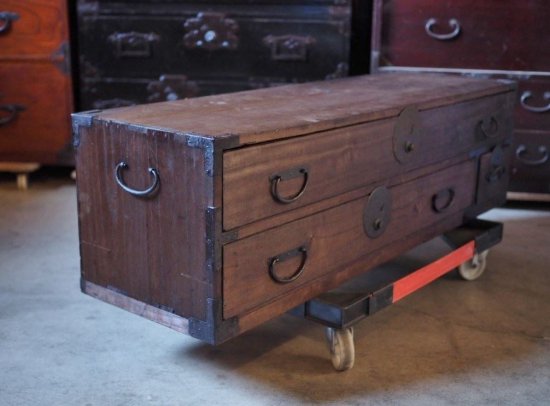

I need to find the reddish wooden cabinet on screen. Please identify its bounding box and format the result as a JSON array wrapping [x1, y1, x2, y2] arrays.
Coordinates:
[[0, 0, 73, 165], [371, 0, 550, 196]]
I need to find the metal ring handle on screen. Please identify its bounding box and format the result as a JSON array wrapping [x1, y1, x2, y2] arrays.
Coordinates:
[[115, 161, 160, 197], [0, 104, 25, 126], [0, 11, 19, 34], [520, 91, 550, 113], [425, 18, 461, 41], [270, 168, 309, 204], [486, 165, 506, 183], [477, 116, 499, 138], [432, 188, 455, 213], [516, 145, 549, 166], [268, 246, 308, 284]]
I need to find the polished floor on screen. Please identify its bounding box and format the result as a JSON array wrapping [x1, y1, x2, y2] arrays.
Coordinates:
[[1, 174, 549, 405]]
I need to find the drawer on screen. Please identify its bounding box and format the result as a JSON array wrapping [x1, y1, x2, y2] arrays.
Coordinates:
[[223, 92, 514, 230], [77, 7, 349, 81], [0, 62, 73, 164], [379, 0, 550, 71], [510, 130, 550, 194], [0, 0, 68, 57], [223, 159, 477, 318], [514, 77, 550, 132]]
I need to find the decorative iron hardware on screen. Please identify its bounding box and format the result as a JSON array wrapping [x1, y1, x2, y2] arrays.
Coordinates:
[[147, 75, 199, 102], [0, 104, 25, 126], [270, 167, 309, 204], [268, 245, 308, 284], [108, 32, 160, 58], [520, 91, 550, 113], [115, 162, 160, 197], [425, 18, 461, 40], [516, 144, 549, 166], [263, 35, 316, 61], [183, 12, 239, 50], [50, 42, 70, 75], [477, 116, 499, 139], [485, 145, 507, 183], [363, 186, 392, 239], [393, 105, 421, 163], [325, 62, 349, 80], [432, 188, 455, 213], [0, 11, 19, 34]]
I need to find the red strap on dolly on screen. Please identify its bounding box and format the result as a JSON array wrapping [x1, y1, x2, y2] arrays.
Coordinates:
[[392, 241, 476, 303]]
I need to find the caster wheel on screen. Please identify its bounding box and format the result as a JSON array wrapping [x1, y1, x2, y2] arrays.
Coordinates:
[[458, 250, 489, 281], [325, 327, 355, 371]]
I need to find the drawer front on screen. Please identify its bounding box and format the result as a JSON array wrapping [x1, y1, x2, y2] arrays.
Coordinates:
[[0, 62, 72, 164], [379, 0, 550, 71], [510, 130, 550, 193], [0, 0, 68, 57], [514, 77, 550, 131], [223, 92, 514, 230], [223, 159, 477, 318], [78, 6, 349, 81]]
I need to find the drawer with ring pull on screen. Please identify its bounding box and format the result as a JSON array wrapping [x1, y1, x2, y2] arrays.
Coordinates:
[[222, 159, 477, 318]]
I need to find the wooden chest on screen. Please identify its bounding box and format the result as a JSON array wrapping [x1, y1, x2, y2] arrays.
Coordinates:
[[76, 0, 351, 110], [0, 0, 74, 164], [73, 74, 515, 344]]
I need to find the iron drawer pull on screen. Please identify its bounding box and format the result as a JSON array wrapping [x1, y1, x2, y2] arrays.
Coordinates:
[[432, 188, 455, 213], [270, 167, 309, 204], [0, 104, 25, 126], [520, 91, 550, 113], [477, 117, 499, 138], [486, 165, 506, 183], [268, 246, 308, 284], [425, 18, 461, 41], [516, 145, 549, 166], [115, 162, 160, 197], [0, 11, 19, 34]]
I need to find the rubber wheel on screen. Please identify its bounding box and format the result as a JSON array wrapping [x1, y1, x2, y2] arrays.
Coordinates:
[[325, 327, 355, 371], [458, 250, 489, 281]]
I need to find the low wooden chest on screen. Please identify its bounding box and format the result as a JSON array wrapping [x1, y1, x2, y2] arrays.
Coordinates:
[[73, 74, 515, 344]]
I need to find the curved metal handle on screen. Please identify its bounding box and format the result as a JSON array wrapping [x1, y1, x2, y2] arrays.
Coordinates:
[[425, 18, 461, 41], [268, 246, 308, 284], [486, 165, 506, 183], [0, 104, 25, 126], [477, 116, 499, 139], [520, 91, 550, 113], [0, 11, 19, 34], [270, 167, 309, 204], [115, 162, 160, 197], [516, 144, 549, 166], [432, 188, 455, 213]]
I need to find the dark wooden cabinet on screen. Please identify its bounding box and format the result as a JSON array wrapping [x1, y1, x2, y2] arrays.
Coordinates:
[[371, 0, 550, 196], [76, 0, 352, 110], [73, 74, 515, 344], [0, 0, 74, 165]]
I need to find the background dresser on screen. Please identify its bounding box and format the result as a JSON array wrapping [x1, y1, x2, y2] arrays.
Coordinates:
[[76, 0, 353, 110], [370, 0, 550, 195], [0, 0, 74, 165]]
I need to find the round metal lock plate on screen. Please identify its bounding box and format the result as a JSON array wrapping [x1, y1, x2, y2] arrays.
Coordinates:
[[363, 186, 392, 239]]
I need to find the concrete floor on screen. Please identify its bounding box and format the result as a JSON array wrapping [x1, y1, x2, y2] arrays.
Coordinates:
[[1, 175, 549, 406]]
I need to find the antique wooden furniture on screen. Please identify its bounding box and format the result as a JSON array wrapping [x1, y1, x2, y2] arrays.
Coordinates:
[[75, 0, 352, 110], [73, 73, 515, 345], [0, 0, 74, 167], [370, 0, 550, 197]]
